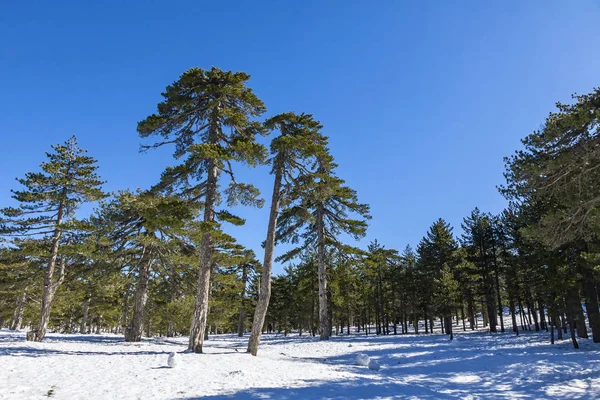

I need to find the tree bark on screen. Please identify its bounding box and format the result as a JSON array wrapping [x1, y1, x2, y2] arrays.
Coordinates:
[[509, 297, 518, 335], [30, 200, 66, 342], [492, 248, 505, 333], [11, 287, 27, 330], [189, 119, 220, 353], [237, 263, 249, 337], [80, 293, 91, 334], [581, 265, 600, 342], [566, 305, 579, 349], [567, 286, 588, 339], [125, 243, 154, 342], [317, 205, 329, 340]]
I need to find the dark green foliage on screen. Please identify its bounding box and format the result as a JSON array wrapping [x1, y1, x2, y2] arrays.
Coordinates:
[[0, 136, 105, 238]]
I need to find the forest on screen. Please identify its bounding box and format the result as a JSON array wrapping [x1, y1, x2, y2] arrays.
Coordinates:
[[1, 67, 599, 354]]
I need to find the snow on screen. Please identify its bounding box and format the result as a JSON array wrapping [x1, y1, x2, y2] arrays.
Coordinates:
[[167, 351, 180, 368], [1, 328, 599, 399], [355, 353, 370, 366], [367, 359, 380, 371]]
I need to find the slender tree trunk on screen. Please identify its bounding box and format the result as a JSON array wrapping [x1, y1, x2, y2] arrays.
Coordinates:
[[509, 297, 518, 335], [581, 265, 600, 342], [316, 205, 329, 340], [125, 244, 154, 342], [538, 299, 547, 331], [566, 306, 579, 349], [11, 288, 27, 330], [247, 164, 283, 355], [80, 293, 91, 334], [189, 142, 219, 352], [445, 315, 453, 340], [492, 249, 504, 333], [167, 278, 177, 338], [31, 200, 66, 342], [552, 312, 563, 340], [567, 287, 588, 339], [527, 295, 539, 332], [414, 313, 419, 334], [238, 264, 249, 337], [468, 297, 475, 330]]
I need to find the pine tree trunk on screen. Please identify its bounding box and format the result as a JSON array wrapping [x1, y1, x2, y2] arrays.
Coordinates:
[[566, 305, 579, 349], [482, 300, 489, 327], [189, 144, 219, 353], [125, 244, 153, 342], [31, 200, 66, 342], [581, 265, 600, 342], [509, 297, 518, 335], [554, 313, 563, 340], [492, 249, 505, 333], [11, 288, 27, 330], [414, 312, 419, 334], [445, 315, 453, 340], [567, 287, 588, 339], [526, 295, 540, 332], [247, 164, 283, 355], [553, 312, 563, 340], [467, 297, 475, 330], [80, 294, 91, 334], [538, 299, 547, 331], [167, 280, 177, 338], [238, 264, 249, 337], [316, 205, 329, 340]]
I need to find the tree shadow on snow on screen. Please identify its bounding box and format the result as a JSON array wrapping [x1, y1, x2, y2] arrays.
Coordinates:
[[186, 331, 599, 400], [0, 346, 171, 358]]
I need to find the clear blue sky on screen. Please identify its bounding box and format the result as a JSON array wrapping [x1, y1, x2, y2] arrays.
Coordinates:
[[1, 1, 599, 273]]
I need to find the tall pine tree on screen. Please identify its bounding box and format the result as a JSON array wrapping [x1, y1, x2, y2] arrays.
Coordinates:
[[0, 136, 105, 341]]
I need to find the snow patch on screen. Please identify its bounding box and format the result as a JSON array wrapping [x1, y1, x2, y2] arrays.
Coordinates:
[[368, 359, 380, 371], [167, 352, 180, 368], [355, 353, 370, 366]]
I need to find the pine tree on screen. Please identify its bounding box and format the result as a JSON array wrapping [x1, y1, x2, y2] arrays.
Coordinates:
[[365, 240, 399, 335], [461, 209, 499, 333], [98, 190, 199, 341], [503, 87, 600, 342], [138, 67, 267, 353], [277, 148, 370, 340], [247, 112, 327, 355], [416, 218, 457, 334], [0, 136, 105, 341]]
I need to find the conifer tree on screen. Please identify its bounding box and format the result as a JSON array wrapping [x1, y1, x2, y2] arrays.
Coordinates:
[[277, 147, 370, 340], [247, 112, 327, 355], [503, 87, 600, 341], [461, 209, 499, 333], [98, 190, 199, 341], [137, 67, 267, 353], [365, 240, 399, 335], [416, 218, 457, 334], [0, 136, 105, 341]]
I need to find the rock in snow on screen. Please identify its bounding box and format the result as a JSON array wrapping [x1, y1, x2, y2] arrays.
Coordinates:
[[355, 353, 370, 366], [368, 359, 380, 371], [167, 352, 180, 368]]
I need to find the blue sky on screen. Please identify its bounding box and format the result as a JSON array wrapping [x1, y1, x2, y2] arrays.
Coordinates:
[[1, 1, 599, 273]]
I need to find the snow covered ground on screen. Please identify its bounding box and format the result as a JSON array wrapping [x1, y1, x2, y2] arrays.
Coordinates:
[[1, 328, 599, 399]]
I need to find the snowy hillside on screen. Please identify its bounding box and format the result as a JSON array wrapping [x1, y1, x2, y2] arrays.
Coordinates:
[[1, 328, 598, 399]]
